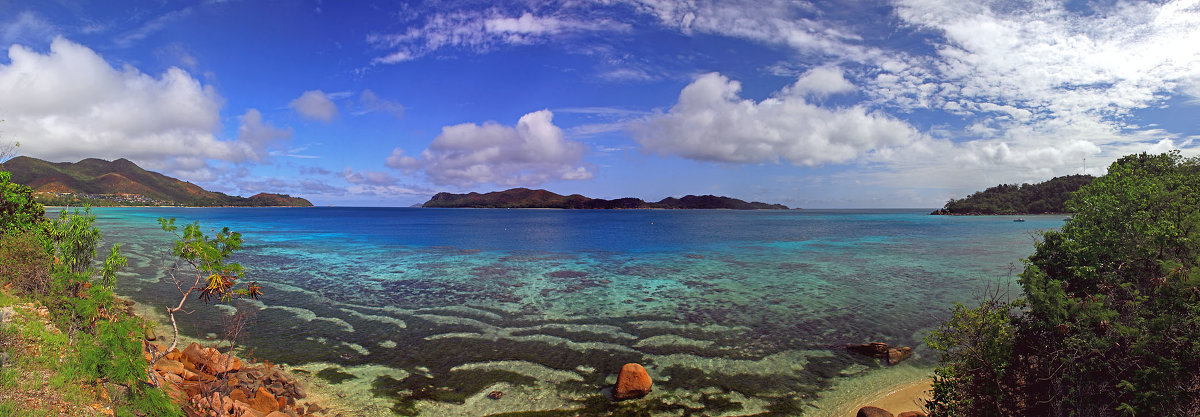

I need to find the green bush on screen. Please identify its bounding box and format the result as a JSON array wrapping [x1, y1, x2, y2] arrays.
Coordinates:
[[928, 152, 1200, 416], [0, 171, 44, 234], [0, 231, 51, 295]]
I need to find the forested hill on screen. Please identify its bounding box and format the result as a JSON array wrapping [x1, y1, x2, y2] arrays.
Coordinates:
[[932, 174, 1094, 215], [0, 156, 312, 207], [423, 188, 790, 209]]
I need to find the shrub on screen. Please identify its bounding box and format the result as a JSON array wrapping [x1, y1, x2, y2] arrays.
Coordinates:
[[0, 231, 51, 295], [928, 152, 1200, 416]]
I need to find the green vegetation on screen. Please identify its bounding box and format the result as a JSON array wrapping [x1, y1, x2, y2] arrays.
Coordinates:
[[0, 166, 183, 415], [0, 156, 312, 207], [423, 187, 790, 209], [150, 216, 261, 368], [926, 152, 1200, 416], [934, 174, 1093, 215]]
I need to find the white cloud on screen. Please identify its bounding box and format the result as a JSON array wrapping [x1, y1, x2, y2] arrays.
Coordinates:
[[783, 66, 856, 99], [236, 109, 292, 161], [289, 90, 339, 122], [114, 7, 193, 47], [368, 10, 630, 63], [1, 11, 57, 45], [341, 167, 399, 186], [354, 89, 404, 118], [387, 110, 592, 187], [0, 37, 287, 178], [879, 0, 1200, 143], [625, 0, 874, 61], [629, 72, 922, 166]]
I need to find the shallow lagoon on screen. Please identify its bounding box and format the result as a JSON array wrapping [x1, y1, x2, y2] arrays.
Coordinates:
[[90, 207, 1059, 416]]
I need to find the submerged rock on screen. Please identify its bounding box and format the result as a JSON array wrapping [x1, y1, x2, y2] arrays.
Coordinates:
[[846, 342, 889, 357], [614, 363, 653, 400], [886, 347, 913, 365], [857, 406, 894, 417], [846, 342, 914, 364]]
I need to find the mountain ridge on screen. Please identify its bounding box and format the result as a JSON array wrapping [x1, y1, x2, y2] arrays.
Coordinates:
[[423, 188, 791, 210], [0, 156, 312, 207]]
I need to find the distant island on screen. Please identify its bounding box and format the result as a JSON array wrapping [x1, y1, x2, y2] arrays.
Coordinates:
[[0, 156, 312, 207], [931, 174, 1093, 215], [423, 188, 790, 210]]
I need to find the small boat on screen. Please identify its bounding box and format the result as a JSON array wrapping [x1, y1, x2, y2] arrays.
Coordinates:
[[1013, 218, 1026, 222]]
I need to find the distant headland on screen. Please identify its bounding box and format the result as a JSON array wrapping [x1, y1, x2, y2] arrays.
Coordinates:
[[0, 156, 312, 207], [931, 174, 1093, 215], [422, 188, 791, 210]]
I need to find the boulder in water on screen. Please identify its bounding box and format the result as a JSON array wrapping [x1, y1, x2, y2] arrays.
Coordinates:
[[887, 347, 913, 364], [614, 363, 653, 400], [857, 406, 894, 417]]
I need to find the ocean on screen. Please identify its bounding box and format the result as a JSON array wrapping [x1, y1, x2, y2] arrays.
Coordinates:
[[87, 207, 1059, 416]]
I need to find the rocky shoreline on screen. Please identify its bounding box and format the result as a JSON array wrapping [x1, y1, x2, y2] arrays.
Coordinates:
[[143, 336, 334, 417]]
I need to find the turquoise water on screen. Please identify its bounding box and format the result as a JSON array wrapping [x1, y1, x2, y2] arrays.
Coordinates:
[[89, 208, 1058, 415]]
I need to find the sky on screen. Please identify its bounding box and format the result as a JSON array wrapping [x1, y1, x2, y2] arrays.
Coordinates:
[[1, 0, 1199, 208]]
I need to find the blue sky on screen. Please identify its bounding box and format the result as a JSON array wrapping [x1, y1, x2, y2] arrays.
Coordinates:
[[1, 0, 1199, 208]]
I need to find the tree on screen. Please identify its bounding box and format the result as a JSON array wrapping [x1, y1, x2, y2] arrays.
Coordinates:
[[148, 218, 263, 381], [0, 170, 45, 234], [927, 152, 1200, 416]]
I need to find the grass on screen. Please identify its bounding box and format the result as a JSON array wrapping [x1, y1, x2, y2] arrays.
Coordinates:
[[0, 289, 180, 417], [0, 299, 106, 416]]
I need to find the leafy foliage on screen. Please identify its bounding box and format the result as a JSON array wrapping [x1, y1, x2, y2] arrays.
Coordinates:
[[159, 218, 262, 304], [937, 174, 1094, 215], [0, 170, 45, 233], [924, 296, 1018, 417], [0, 168, 183, 415], [927, 152, 1200, 416]]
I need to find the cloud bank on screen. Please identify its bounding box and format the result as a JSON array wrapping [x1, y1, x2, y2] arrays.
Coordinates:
[[388, 110, 592, 187], [0, 37, 287, 179], [631, 72, 921, 166]]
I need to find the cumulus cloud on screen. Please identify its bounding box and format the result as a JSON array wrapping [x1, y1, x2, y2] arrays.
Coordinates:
[[289, 90, 339, 122], [387, 110, 592, 187], [236, 109, 292, 160], [368, 11, 630, 63], [0, 37, 287, 178], [784, 66, 856, 99], [630, 72, 922, 166]]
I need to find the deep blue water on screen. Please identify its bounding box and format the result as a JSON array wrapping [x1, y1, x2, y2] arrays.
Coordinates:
[[88, 207, 1060, 415]]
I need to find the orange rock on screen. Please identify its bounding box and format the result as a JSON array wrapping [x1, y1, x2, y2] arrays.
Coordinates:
[[276, 395, 289, 410], [181, 342, 205, 365], [230, 400, 259, 417], [265, 412, 289, 417], [153, 358, 186, 376], [165, 348, 182, 361], [251, 386, 279, 413], [857, 406, 894, 417], [230, 388, 249, 403], [897, 412, 927, 417], [161, 372, 183, 386], [886, 347, 913, 365], [182, 381, 203, 399], [614, 363, 652, 400]]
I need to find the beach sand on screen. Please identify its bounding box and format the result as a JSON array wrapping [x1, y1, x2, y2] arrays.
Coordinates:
[[854, 379, 932, 415], [803, 363, 933, 417]]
